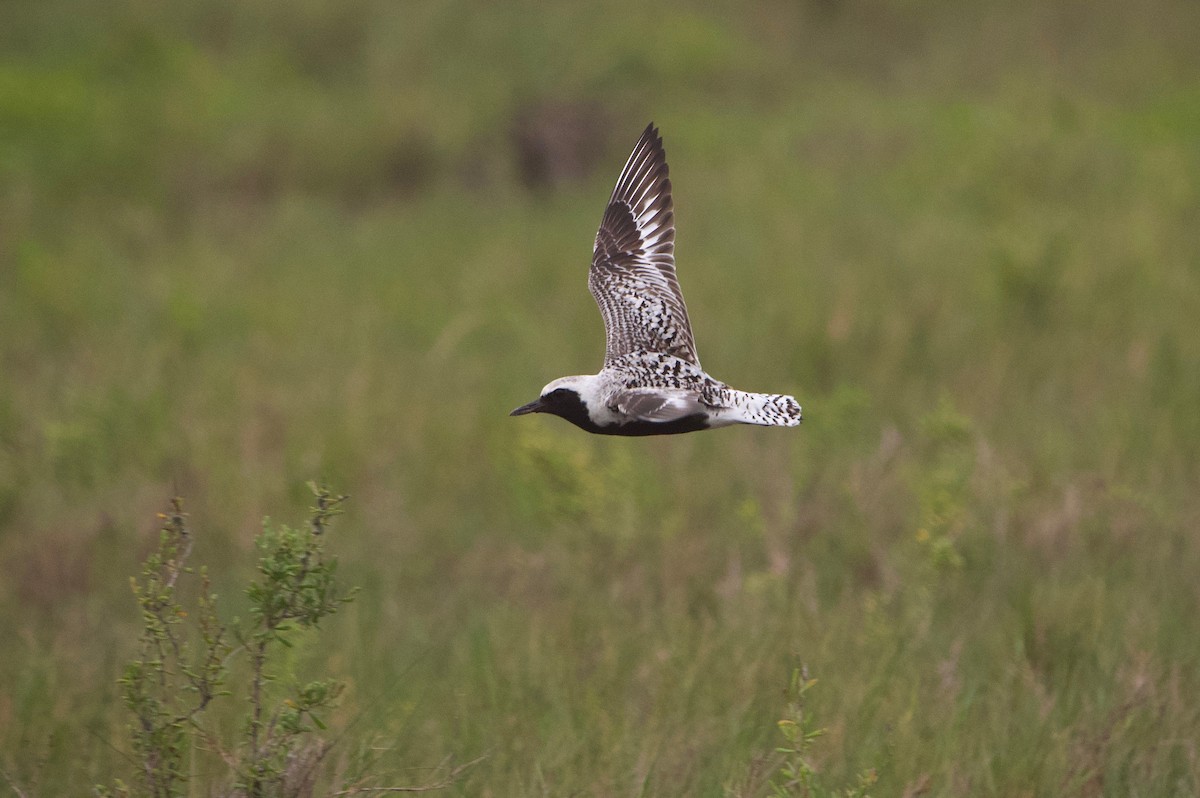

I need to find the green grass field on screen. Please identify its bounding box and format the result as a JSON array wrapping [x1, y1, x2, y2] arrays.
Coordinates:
[[3, 0, 1200, 794]]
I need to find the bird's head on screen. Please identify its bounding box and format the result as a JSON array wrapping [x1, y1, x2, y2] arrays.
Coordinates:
[[510, 376, 597, 421]]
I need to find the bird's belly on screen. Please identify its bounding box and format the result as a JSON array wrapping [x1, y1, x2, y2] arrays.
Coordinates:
[[599, 413, 711, 436]]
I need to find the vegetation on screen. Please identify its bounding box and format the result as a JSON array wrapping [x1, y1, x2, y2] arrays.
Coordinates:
[[769, 667, 876, 798], [96, 488, 355, 797], [2, 0, 1199, 794]]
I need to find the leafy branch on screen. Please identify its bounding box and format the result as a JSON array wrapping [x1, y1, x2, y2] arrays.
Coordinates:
[[770, 666, 877, 798], [237, 484, 357, 797], [98, 498, 230, 798]]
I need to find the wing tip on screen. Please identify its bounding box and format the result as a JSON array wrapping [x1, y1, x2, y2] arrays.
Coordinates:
[[638, 121, 664, 160], [608, 122, 671, 210]]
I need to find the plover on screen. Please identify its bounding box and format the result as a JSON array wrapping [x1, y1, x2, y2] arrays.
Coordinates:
[[511, 123, 803, 436]]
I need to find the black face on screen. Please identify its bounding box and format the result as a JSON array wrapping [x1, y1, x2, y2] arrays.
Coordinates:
[[509, 388, 593, 430]]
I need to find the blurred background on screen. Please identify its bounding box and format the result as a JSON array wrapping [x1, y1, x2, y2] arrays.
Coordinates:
[[2, 0, 1199, 794]]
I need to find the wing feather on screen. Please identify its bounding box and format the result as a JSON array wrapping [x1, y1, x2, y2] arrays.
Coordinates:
[[589, 124, 700, 367], [611, 388, 706, 422]]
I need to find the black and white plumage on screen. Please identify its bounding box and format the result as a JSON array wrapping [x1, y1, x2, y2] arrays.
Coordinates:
[[511, 123, 803, 436]]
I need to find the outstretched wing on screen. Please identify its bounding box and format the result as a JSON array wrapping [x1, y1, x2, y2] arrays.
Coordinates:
[[589, 123, 700, 368]]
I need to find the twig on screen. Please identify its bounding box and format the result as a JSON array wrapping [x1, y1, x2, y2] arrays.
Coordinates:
[[332, 756, 486, 795], [0, 765, 30, 798], [159, 497, 192, 591]]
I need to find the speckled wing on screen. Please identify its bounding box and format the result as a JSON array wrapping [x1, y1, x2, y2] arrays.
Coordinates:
[[589, 124, 700, 368]]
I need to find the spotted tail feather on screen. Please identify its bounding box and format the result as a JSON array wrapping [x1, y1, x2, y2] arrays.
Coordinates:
[[720, 391, 803, 428]]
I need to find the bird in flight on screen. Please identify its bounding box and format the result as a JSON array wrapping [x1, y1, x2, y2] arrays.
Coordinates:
[[511, 123, 802, 436]]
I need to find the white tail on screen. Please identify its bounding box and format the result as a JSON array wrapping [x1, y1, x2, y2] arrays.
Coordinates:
[[715, 390, 803, 428]]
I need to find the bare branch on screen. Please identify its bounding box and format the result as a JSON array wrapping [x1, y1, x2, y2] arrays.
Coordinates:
[[332, 756, 486, 795], [0, 765, 30, 798]]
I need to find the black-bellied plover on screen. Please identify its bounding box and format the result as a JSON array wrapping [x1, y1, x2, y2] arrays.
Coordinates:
[[511, 123, 802, 436]]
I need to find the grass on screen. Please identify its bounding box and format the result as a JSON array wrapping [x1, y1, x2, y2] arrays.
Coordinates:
[[2, 0, 1200, 794]]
